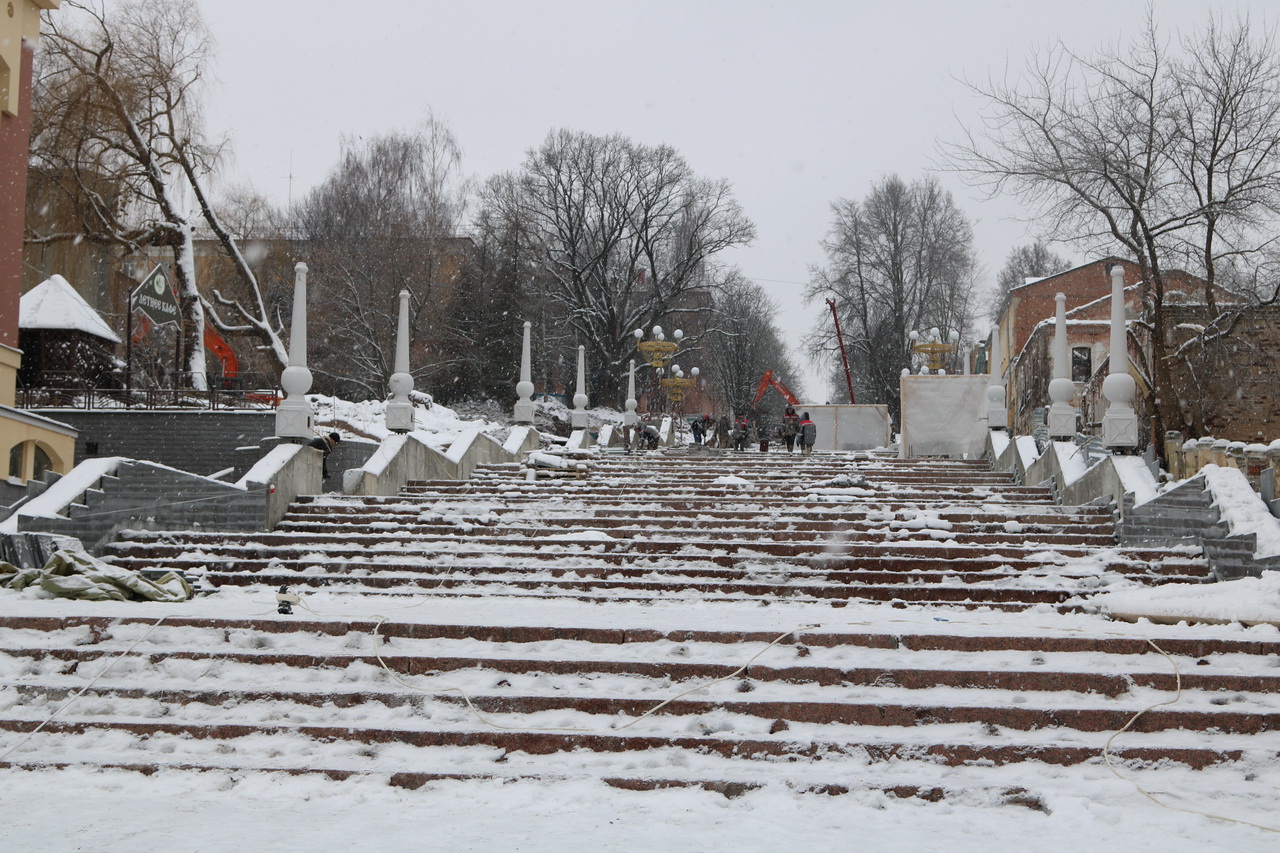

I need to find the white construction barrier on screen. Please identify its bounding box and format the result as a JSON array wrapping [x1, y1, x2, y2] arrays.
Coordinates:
[[798, 404, 892, 452], [899, 375, 990, 458]]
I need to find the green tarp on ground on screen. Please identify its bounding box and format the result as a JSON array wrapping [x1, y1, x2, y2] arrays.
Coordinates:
[[0, 548, 191, 602]]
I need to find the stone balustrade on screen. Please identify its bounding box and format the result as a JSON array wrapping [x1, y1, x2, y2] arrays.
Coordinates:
[[1164, 432, 1280, 493]]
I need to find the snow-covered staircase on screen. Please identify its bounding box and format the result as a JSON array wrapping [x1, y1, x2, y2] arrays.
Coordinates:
[[3, 450, 1277, 809]]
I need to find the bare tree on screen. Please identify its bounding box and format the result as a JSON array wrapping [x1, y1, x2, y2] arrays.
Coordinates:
[[478, 130, 755, 403], [289, 120, 470, 399], [992, 241, 1071, 317], [31, 0, 294, 384], [805, 174, 978, 421], [943, 11, 1280, 439], [34, 0, 217, 385], [702, 273, 804, 419]]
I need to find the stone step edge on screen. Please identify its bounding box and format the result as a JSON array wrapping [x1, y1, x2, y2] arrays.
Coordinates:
[[10, 660, 1275, 701], [15, 614, 1267, 655], [0, 758, 1047, 807], [0, 720, 1244, 769]]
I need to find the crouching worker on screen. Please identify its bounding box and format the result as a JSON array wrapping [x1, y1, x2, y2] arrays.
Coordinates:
[[307, 431, 342, 480]]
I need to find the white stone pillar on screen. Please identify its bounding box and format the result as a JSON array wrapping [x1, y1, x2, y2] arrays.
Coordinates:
[[571, 344, 589, 429], [385, 289, 414, 433], [985, 329, 1007, 430], [1047, 292, 1078, 438], [514, 321, 535, 423], [1102, 264, 1138, 449], [276, 262, 315, 439], [623, 360, 637, 427]]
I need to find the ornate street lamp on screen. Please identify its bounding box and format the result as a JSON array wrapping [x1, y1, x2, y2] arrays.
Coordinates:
[[909, 327, 961, 374], [659, 363, 699, 408], [634, 326, 683, 370]]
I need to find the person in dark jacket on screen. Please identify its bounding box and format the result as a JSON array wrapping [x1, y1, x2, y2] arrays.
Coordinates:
[[732, 415, 751, 451], [780, 405, 799, 452], [307, 432, 341, 478], [798, 413, 816, 456]]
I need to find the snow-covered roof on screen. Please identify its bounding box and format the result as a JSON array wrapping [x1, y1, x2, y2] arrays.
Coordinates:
[[19, 275, 123, 343]]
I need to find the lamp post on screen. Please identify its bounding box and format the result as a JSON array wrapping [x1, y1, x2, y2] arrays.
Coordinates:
[[909, 327, 960, 374]]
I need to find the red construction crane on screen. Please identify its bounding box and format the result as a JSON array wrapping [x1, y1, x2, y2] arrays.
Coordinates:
[[826, 298, 856, 404], [751, 370, 800, 408]]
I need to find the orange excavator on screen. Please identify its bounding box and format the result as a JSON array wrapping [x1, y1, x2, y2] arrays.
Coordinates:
[[751, 370, 799, 408]]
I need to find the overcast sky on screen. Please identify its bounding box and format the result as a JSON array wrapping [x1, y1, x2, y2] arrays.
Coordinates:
[[192, 0, 1271, 396]]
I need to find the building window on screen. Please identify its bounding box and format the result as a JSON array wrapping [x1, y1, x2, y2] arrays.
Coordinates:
[[33, 446, 52, 481], [8, 444, 22, 479], [1071, 346, 1093, 383]]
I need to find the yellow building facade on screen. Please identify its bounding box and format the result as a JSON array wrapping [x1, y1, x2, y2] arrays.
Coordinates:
[[1, 0, 75, 486]]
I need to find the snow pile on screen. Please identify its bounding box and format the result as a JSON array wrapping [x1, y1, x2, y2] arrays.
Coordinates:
[[309, 395, 491, 444], [556, 530, 615, 541], [1090, 571, 1280, 626], [1201, 464, 1280, 558], [712, 474, 752, 487]]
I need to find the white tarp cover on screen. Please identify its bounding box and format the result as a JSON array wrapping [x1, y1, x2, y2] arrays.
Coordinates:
[[899, 374, 990, 458], [797, 404, 891, 451]]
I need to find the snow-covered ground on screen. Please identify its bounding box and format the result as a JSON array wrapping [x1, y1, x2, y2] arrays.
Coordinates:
[[3, 397, 1280, 850]]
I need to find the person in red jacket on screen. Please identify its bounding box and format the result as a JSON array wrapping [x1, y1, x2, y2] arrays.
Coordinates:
[[798, 413, 816, 456]]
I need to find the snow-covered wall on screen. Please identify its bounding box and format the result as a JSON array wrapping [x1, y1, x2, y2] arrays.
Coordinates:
[[445, 429, 512, 479], [239, 443, 316, 529]]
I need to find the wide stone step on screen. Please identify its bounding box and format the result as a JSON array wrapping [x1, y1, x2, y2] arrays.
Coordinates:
[[284, 502, 1115, 525], [0, 719, 1244, 773], [7, 645, 1273, 698], [98, 534, 1192, 566], [260, 523, 1120, 549], [102, 570, 1082, 605], [0, 757, 1050, 806]]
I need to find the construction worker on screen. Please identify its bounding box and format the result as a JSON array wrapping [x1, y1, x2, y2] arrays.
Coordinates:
[[781, 405, 799, 452], [798, 413, 816, 457]]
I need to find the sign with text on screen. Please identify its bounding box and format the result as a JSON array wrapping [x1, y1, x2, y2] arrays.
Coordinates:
[[130, 265, 180, 326]]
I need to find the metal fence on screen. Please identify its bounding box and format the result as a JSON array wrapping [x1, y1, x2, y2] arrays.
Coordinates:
[[17, 374, 282, 411]]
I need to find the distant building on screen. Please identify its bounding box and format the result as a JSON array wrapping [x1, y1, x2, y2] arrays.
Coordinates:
[[992, 257, 1216, 440]]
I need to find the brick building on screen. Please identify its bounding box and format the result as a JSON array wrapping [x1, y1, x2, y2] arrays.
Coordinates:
[[993, 257, 1214, 439]]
